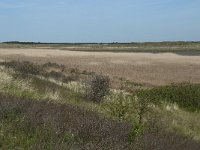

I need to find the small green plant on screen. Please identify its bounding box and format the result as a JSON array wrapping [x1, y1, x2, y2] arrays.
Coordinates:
[[104, 91, 136, 121], [129, 123, 144, 142], [135, 94, 151, 124]]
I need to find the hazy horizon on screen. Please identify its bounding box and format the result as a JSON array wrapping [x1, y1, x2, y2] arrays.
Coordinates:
[[2, 40, 199, 44], [0, 0, 200, 43]]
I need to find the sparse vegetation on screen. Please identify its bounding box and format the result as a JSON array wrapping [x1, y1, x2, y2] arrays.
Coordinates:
[[0, 60, 200, 149]]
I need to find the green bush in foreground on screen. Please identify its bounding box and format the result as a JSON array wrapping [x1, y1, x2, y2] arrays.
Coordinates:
[[138, 83, 200, 112]]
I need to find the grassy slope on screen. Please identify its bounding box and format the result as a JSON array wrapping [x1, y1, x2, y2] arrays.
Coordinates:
[[0, 64, 200, 149]]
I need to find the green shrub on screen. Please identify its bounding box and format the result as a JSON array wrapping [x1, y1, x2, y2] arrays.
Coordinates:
[[104, 92, 150, 142], [104, 91, 136, 121], [129, 123, 144, 142], [104, 91, 151, 133], [138, 83, 200, 111]]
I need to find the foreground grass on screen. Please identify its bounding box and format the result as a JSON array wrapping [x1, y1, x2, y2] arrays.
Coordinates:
[[1, 93, 200, 150], [0, 110, 81, 149], [0, 94, 132, 149]]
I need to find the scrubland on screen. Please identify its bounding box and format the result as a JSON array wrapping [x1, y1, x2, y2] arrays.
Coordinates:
[[0, 60, 200, 149], [0, 43, 200, 149]]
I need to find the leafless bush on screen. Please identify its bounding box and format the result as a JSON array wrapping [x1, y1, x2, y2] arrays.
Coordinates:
[[85, 74, 110, 103]]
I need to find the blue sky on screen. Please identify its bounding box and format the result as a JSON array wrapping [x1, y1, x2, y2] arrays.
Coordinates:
[[0, 0, 199, 42]]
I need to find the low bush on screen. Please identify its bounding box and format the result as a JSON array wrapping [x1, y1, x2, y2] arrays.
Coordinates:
[[85, 74, 110, 103], [104, 91, 136, 121], [104, 91, 151, 142], [138, 83, 200, 111], [1, 61, 43, 75]]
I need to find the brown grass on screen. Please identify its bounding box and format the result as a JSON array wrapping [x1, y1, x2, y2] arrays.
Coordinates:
[[1, 48, 200, 87]]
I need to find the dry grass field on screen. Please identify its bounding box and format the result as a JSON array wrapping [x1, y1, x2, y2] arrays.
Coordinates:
[[0, 46, 200, 86]]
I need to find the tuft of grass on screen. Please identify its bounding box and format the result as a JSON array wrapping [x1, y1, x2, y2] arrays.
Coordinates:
[[157, 102, 200, 141]]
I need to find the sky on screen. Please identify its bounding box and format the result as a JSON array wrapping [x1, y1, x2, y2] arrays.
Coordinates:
[[0, 0, 200, 43]]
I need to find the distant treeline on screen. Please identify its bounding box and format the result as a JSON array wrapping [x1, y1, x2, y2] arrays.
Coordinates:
[[2, 41, 200, 44], [2, 41, 200, 46]]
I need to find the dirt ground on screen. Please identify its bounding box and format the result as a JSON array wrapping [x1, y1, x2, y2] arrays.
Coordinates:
[[0, 48, 200, 86]]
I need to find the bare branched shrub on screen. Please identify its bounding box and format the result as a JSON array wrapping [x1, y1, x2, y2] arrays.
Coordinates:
[[85, 74, 110, 103]]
